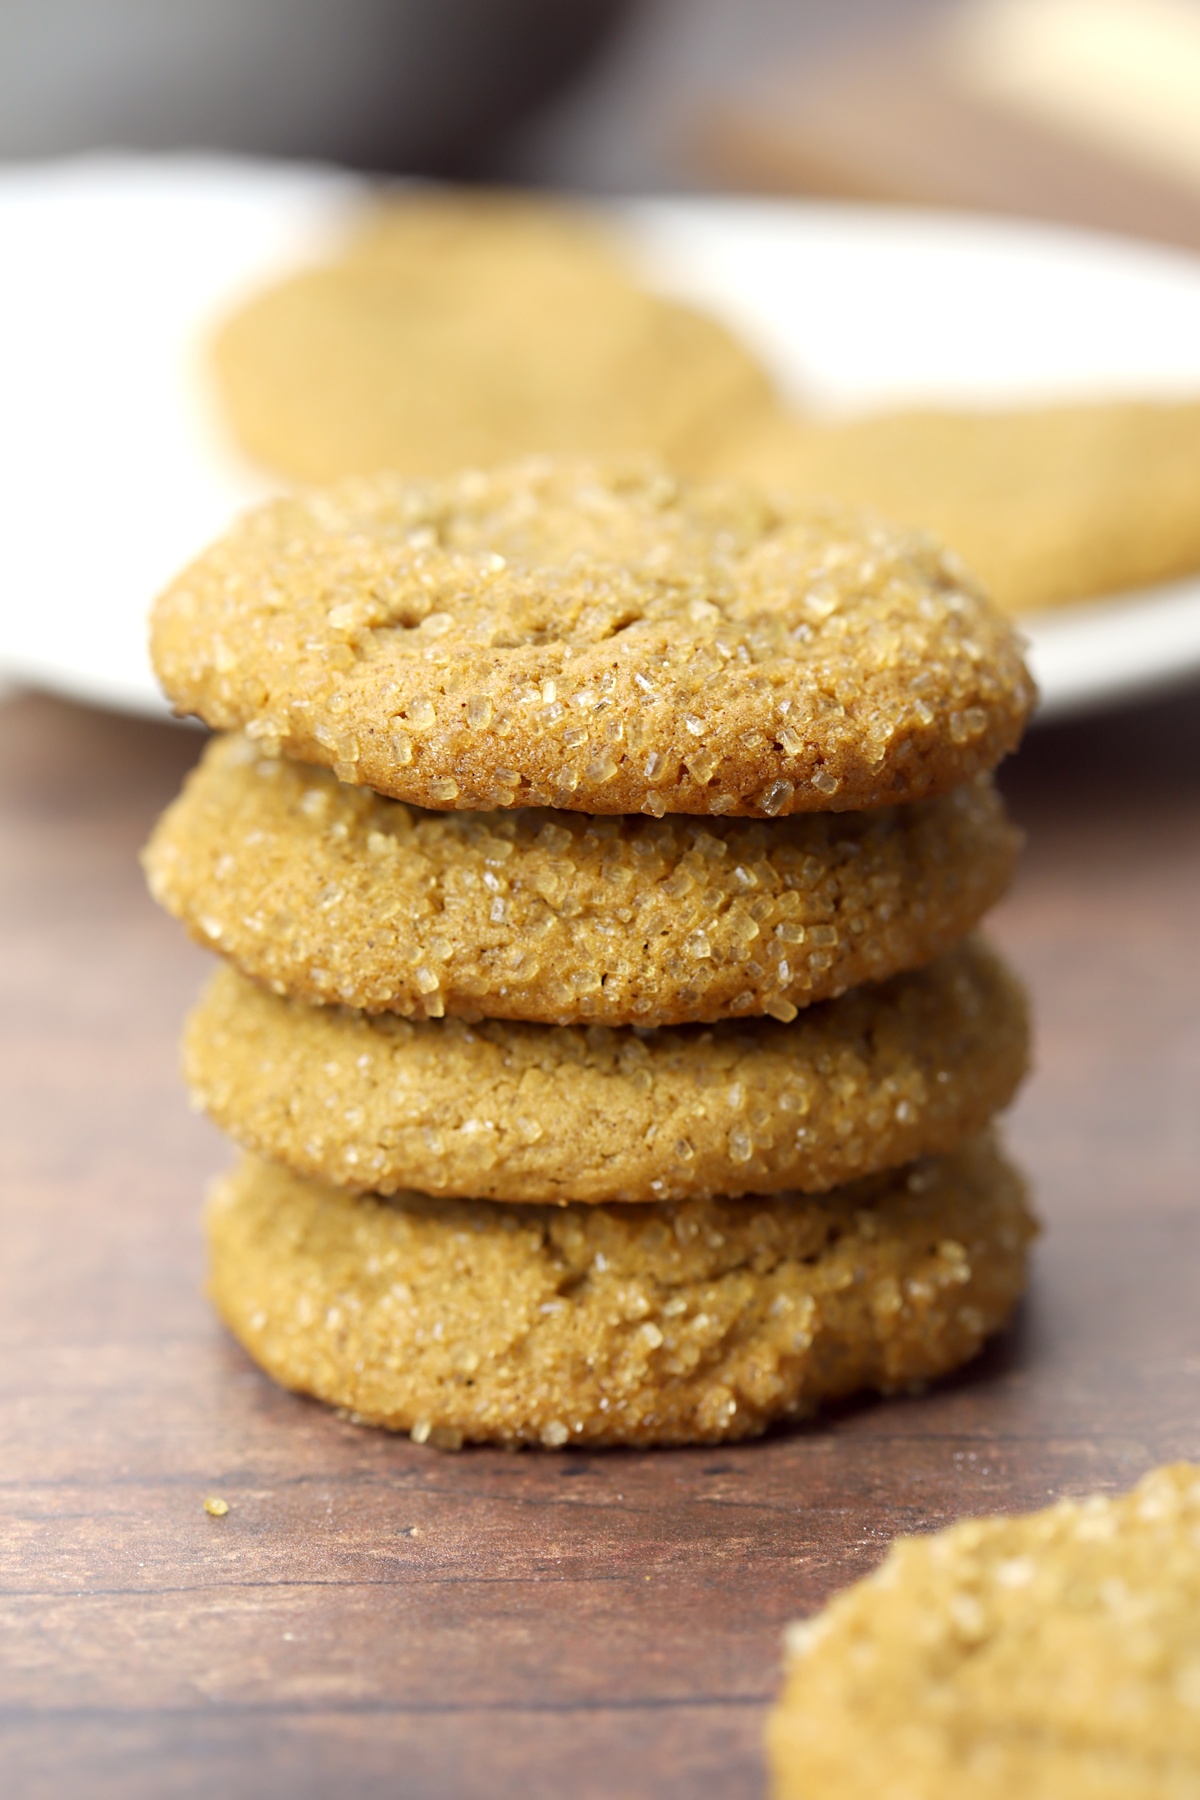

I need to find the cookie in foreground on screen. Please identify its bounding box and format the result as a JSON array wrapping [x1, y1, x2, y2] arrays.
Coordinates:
[[186, 939, 1029, 1203], [211, 191, 775, 484], [206, 1135, 1034, 1448], [150, 461, 1034, 817], [769, 1462, 1200, 1800], [144, 735, 1019, 1024]]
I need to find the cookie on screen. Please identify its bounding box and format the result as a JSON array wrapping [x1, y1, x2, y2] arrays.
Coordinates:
[[769, 1461, 1200, 1800], [150, 461, 1034, 818], [207, 1134, 1034, 1448], [185, 939, 1028, 1204], [713, 401, 1200, 615], [211, 191, 775, 484], [144, 734, 1020, 1025]]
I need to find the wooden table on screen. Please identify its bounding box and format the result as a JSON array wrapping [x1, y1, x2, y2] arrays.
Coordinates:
[[3, 684, 1198, 1800]]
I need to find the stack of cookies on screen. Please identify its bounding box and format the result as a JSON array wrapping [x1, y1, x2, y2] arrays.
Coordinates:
[[144, 460, 1037, 1449]]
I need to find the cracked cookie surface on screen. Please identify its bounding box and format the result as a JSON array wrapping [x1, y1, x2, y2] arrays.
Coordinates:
[[150, 461, 1034, 818], [144, 734, 1019, 1025], [207, 1135, 1034, 1448]]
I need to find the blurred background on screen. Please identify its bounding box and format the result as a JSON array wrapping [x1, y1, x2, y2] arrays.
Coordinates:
[[2, 12, 1199, 1800], [1, 0, 1199, 247]]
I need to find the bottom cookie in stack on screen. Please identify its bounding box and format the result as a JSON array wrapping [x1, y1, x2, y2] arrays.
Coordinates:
[[206, 1134, 1035, 1450]]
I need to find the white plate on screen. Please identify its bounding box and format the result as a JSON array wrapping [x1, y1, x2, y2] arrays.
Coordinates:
[[3, 156, 1200, 723]]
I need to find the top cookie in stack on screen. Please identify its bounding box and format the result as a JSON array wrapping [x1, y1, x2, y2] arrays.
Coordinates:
[[151, 460, 1029, 820], [145, 460, 1037, 1449]]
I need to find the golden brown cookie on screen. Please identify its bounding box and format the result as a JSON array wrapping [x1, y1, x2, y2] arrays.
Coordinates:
[[769, 1462, 1200, 1800], [144, 734, 1020, 1025], [713, 401, 1200, 615], [185, 939, 1028, 1203], [150, 461, 1034, 817], [207, 1135, 1034, 1448], [211, 191, 775, 483]]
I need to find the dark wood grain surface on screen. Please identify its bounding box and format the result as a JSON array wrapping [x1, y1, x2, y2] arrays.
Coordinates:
[[2, 684, 1199, 1800]]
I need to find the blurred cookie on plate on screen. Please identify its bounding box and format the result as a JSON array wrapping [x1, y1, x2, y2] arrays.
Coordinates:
[[710, 399, 1200, 614], [211, 191, 776, 482]]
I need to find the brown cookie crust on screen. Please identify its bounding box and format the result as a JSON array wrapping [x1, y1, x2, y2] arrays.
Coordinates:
[[186, 940, 1028, 1203], [769, 1462, 1200, 1800], [211, 191, 776, 484], [207, 1135, 1035, 1448], [144, 735, 1020, 1026], [150, 462, 1034, 818]]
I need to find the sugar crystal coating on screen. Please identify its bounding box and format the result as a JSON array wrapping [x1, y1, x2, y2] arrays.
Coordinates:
[[150, 460, 1035, 818], [769, 1461, 1200, 1800], [186, 938, 1028, 1203], [207, 1135, 1034, 1448], [143, 734, 1020, 1026]]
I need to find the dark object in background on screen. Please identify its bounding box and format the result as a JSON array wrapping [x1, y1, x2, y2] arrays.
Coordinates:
[[0, 0, 632, 176], [699, 4, 1200, 255]]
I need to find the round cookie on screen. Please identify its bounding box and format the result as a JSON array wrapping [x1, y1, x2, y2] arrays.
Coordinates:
[[711, 400, 1200, 616], [150, 461, 1035, 818], [207, 1135, 1035, 1448], [211, 191, 776, 484], [769, 1462, 1200, 1800], [143, 734, 1020, 1026], [185, 939, 1029, 1203]]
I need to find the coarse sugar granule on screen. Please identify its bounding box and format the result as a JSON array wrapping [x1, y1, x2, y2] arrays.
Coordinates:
[[206, 1135, 1035, 1449], [150, 460, 1034, 818], [143, 734, 1020, 1026], [184, 938, 1028, 1204]]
